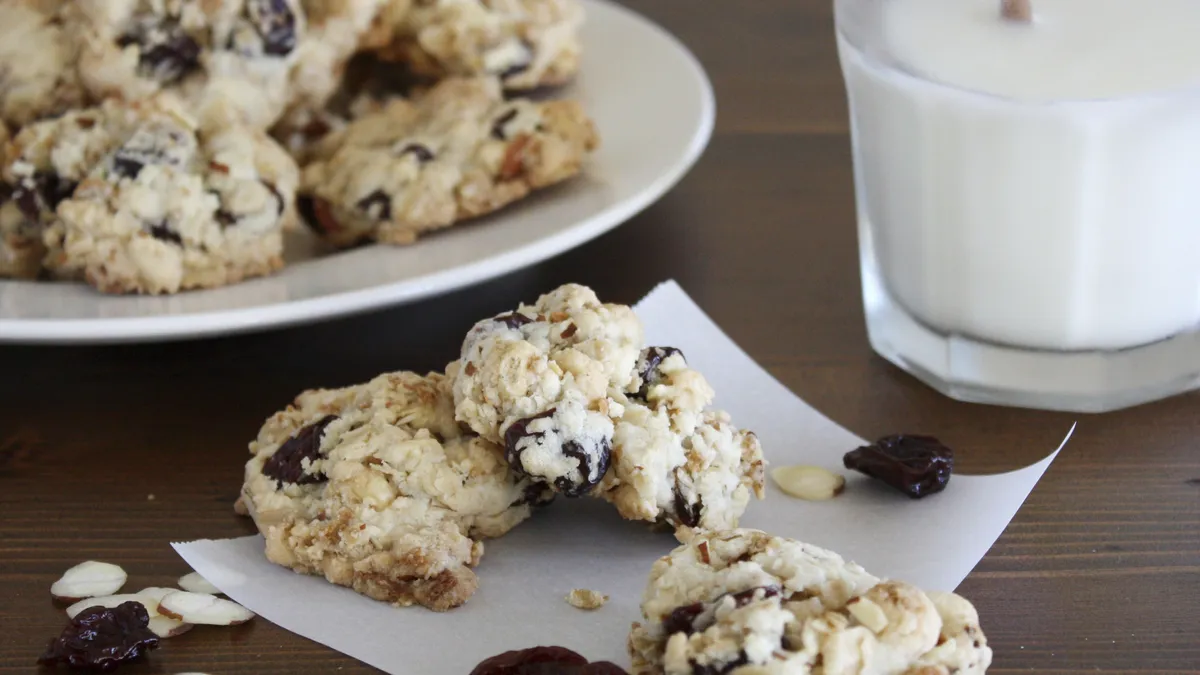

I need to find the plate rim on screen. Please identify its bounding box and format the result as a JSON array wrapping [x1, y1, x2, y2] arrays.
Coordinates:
[[0, 0, 715, 345]]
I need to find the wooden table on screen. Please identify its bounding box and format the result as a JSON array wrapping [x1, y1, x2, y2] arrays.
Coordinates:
[[2, 1, 1197, 672]]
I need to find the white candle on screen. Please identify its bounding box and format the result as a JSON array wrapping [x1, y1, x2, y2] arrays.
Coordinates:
[[887, 0, 1200, 101], [840, 0, 1200, 353]]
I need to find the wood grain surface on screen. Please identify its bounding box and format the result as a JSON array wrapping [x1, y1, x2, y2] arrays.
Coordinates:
[[2, 1, 1198, 673]]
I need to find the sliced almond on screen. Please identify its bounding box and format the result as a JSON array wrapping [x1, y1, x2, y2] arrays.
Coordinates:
[[847, 596, 890, 634], [137, 586, 177, 603], [66, 594, 151, 619], [771, 465, 846, 501], [159, 591, 255, 625], [149, 615, 195, 639], [50, 561, 127, 602], [565, 588, 608, 610], [177, 572, 221, 595]]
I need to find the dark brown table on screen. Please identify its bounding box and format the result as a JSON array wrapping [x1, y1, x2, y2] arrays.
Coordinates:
[[2, 1, 1197, 673]]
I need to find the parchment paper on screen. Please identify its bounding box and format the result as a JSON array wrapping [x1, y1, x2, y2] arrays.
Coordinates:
[[175, 281, 1069, 673]]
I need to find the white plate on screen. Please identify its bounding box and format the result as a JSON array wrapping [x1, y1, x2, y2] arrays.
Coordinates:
[[0, 0, 713, 344]]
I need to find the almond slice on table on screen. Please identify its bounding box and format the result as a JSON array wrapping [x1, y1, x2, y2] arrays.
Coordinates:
[[65, 590, 194, 639], [148, 615, 195, 639], [137, 586, 178, 603], [50, 561, 127, 602], [158, 591, 255, 625], [177, 571, 221, 595]]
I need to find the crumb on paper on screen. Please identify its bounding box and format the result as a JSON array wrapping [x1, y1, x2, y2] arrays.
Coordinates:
[[565, 588, 608, 610]]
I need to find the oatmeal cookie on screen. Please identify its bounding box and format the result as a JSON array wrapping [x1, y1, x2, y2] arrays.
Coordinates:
[[68, 0, 306, 130], [297, 76, 597, 247], [3, 97, 298, 293], [372, 0, 584, 91], [241, 371, 550, 611], [449, 283, 642, 495], [629, 529, 993, 675], [450, 284, 765, 528], [0, 0, 87, 129]]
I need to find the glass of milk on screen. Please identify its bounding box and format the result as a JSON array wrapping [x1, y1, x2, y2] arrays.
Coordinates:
[[836, 0, 1200, 412]]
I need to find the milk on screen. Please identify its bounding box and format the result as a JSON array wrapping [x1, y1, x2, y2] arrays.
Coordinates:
[[839, 0, 1200, 352]]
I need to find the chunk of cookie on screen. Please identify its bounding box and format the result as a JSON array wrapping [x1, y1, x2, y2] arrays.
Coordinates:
[[68, 0, 307, 130], [0, 1, 87, 129], [450, 283, 642, 495], [242, 371, 551, 611], [599, 403, 765, 532], [371, 0, 584, 91], [629, 529, 993, 675], [4, 97, 299, 293], [297, 76, 598, 247]]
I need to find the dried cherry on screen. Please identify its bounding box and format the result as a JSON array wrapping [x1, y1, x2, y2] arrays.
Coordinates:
[[262, 415, 337, 486], [843, 434, 954, 498], [633, 347, 683, 400], [147, 222, 182, 245], [660, 585, 781, 637], [38, 601, 159, 671], [355, 189, 392, 220], [119, 18, 202, 84], [247, 0, 298, 56], [672, 490, 702, 528], [494, 312, 533, 330], [504, 410, 610, 498], [470, 646, 628, 675]]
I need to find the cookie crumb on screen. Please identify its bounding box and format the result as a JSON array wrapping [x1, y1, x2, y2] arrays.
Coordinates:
[[147, 494, 155, 501], [565, 588, 608, 610]]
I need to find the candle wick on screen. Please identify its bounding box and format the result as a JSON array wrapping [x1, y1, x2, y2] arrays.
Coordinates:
[[1000, 0, 1033, 22]]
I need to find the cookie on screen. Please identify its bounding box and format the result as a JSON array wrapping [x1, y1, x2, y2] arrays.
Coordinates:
[[1, 97, 298, 293], [297, 76, 598, 247], [68, 0, 307, 130], [0, 1, 87, 129], [629, 529, 993, 675], [241, 371, 551, 611], [372, 0, 584, 91], [450, 283, 642, 496], [450, 283, 766, 529]]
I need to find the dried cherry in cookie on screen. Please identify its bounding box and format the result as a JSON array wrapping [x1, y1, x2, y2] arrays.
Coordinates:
[[356, 190, 392, 220], [38, 601, 159, 671], [490, 108, 519, 140], [672, 490, 702, 528], [494, 312, 534, 329], [470, 646, 629, 675], [504, 409, 612, 498], [246, 0, 298, 57], [262, 415, 337, 486], [10, 172, 76, 223], [633, 347, 684, 399], [396, 143, 434, 162], [661, 586, 782, 638], [843, 434, 954, 498], [118, 17, 202, 85], [147, 223, 182, 246]]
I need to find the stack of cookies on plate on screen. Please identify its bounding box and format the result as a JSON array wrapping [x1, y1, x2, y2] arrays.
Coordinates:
[[0, 0, 598, 294]]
